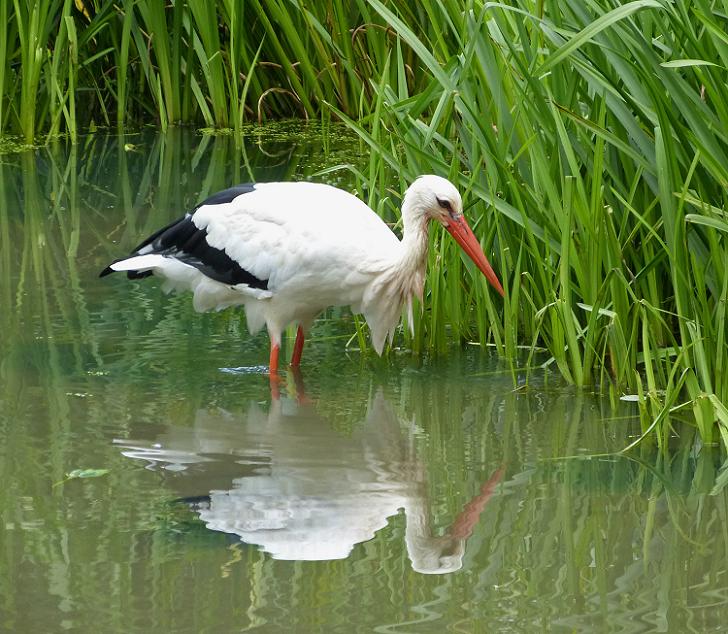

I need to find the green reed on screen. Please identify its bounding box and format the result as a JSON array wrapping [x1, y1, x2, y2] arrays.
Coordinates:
[[336, 0, 728, 449], [2, 0, 728, 446], [0, 1, 423, 138]]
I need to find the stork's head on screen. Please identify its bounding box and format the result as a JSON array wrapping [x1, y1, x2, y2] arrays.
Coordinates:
[[404, 175, 464, 223], [404, 175, 505, 297]]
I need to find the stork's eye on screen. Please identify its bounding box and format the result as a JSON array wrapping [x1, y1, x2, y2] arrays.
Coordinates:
[[437, 198, 453, 213]]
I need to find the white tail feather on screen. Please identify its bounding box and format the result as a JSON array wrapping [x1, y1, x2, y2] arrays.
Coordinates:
[[110, 254, 166, 272]]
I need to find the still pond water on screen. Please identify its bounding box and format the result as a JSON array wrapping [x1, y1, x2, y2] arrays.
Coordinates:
[[1, 127, 727, 632]]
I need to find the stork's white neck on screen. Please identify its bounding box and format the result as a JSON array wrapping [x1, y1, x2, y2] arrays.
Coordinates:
[[393, 196, 431, 300], [362, 176, 463, 354]]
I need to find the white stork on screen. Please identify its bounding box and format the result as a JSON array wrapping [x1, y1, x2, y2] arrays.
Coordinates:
[[100, 175, 504, 374]]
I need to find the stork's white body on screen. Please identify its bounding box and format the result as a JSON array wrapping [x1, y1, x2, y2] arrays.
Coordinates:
[[193, 183, 405, 350], [108, 182, 429, 353], [103, 176, 503, 370]]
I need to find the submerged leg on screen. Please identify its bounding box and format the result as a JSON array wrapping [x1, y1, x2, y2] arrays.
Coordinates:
[[268, 343, 281, 400], [290, 326, 305, 367], [289, 365, 310, 404]]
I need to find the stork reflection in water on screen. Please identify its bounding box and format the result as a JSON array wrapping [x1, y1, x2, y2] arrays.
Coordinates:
[[116, 373, 503, 574]]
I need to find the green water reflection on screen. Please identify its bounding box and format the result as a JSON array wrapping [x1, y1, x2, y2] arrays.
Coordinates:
[[1, 129, 727, 632]]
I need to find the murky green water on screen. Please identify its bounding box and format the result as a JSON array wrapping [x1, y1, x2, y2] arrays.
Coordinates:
[[2, 128, 728, 632]]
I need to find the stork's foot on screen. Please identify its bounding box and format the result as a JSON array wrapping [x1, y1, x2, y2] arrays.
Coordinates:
[[269, 373, 282, 401], [268, 344, 282, 399], [267, 339, 313, 403], [288, 365, 312, 405], [267, 366, 311, 404]]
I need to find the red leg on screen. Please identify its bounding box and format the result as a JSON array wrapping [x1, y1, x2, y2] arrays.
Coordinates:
[[269, 343, 280, 376], [290, 326, 305, 367], [268, 343, 281, 400]]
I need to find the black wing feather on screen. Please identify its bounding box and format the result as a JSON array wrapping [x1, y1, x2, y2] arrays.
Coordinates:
[[100, 183, 268, 290]]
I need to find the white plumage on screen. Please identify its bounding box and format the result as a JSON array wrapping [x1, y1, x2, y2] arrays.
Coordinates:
[[101, 175, 504, 373]]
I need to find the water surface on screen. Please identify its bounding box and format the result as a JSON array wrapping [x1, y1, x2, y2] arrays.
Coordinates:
[[1, 128, 727, 632]]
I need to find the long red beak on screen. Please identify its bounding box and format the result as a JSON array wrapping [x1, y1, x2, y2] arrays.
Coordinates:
[[444, 215, 505, 297]]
